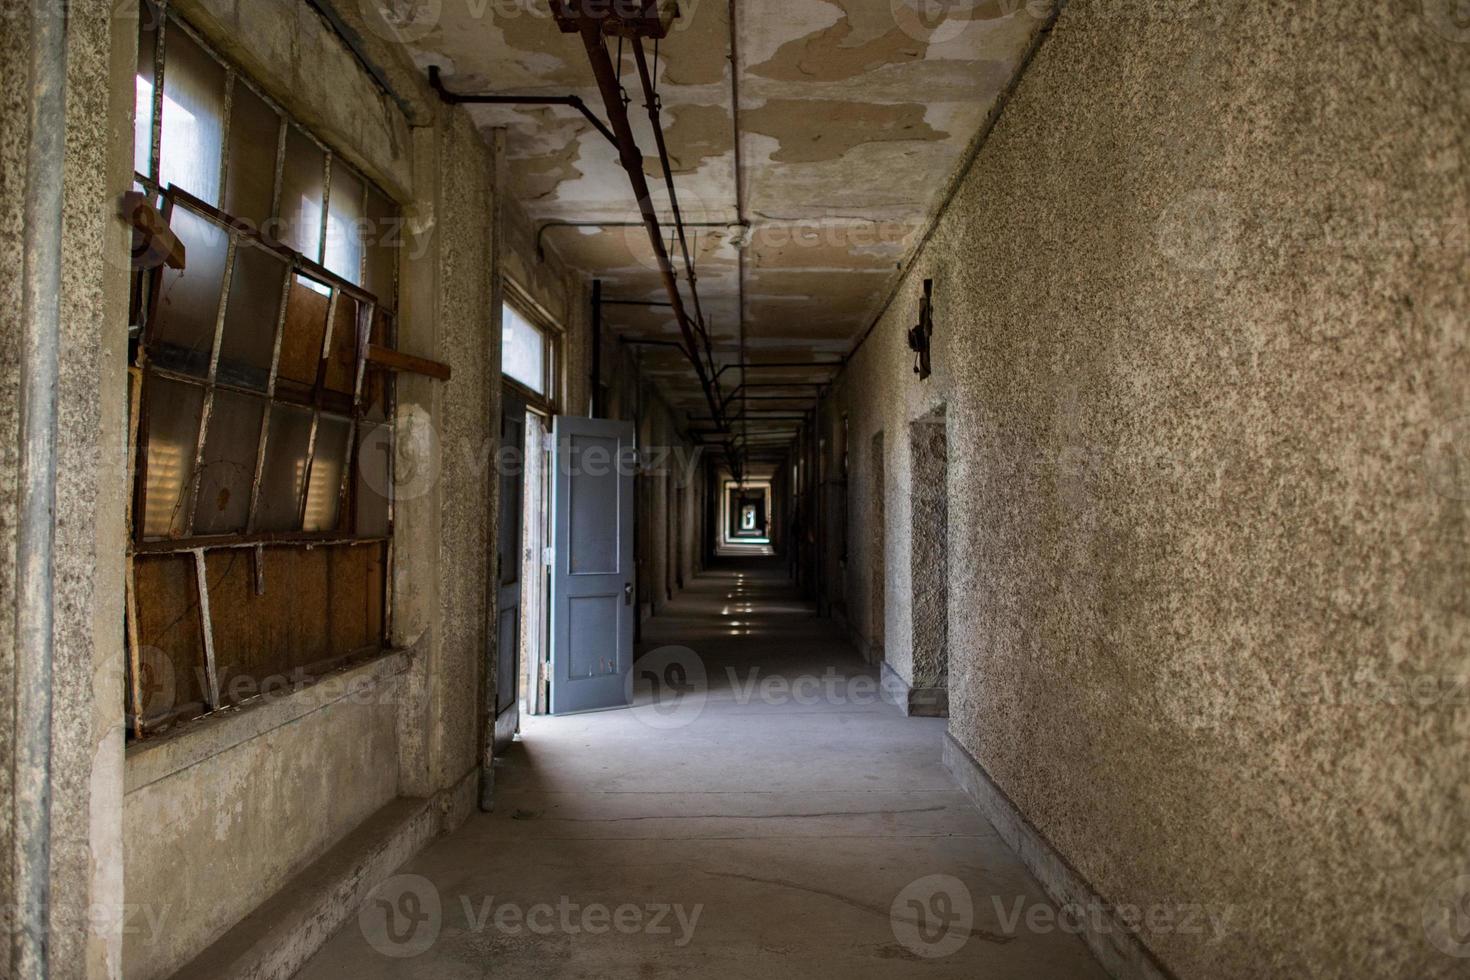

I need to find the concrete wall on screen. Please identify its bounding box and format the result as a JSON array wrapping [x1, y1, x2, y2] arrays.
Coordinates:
[[102, 2, 502, 976], [830, 2, 1470, 977], [0, 2, 135, 977]]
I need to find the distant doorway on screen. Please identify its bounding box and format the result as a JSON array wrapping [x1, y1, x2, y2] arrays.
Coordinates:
[[908, 406, 948, 711], [718, 479, 774, 556], [869, 430, 886, 666]]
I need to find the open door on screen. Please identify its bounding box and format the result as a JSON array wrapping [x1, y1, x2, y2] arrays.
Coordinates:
[[494, 392, 526, 751], [550, 416, 636, 713]]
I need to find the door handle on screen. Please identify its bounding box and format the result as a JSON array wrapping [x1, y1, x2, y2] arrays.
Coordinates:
[[624, 583, 633, 606]]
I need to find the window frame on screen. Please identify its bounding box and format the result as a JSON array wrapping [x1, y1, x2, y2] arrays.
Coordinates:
[[501, 281, 563, 414], [125, 2, 405, 740]]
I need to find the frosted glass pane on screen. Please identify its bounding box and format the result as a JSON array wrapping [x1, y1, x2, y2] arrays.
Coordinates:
[[256, 404, 313, 532], [502, 303, 546, 394], [218, 237, 288, 390], [159, 27, 224, 205], [355, 408, 390, 538], [303, 414, 352, 532], [134, 5, 158, 179], [324, 161, 365, 284], [150, 204, 229, 375], [140, 376, 204, 540], [279, 125, 325, 260], [363, 185, 398, 308], [223, 82, 280, 229], [194, 390, 265, 535]]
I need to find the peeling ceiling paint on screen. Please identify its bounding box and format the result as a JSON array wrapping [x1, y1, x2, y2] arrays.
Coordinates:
[[398, 0, 1049, 420]]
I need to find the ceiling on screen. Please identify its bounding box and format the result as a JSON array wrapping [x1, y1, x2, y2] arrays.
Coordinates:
[[397, 0, 1047, 451]]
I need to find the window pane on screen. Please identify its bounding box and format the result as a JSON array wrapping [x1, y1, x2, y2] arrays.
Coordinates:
[[277, 274, 331, 389], [303, 414, 352, 532], [324, 160, 365, 284], [134, 3, 158, 179], [355, 406, 390, 538], [222, 81, 280, 230], [256, 404, 314, 531], [159, 26, 225, 205], [362, 308, 393, 415], [502, 303, 546, 394], [363, 185, 398, 308], [140, 375, 205, 540], [278, 125, 324, 260], [150, 204, 230, 376], [218, 236, 288, 390], [194, 390, 265, 535]]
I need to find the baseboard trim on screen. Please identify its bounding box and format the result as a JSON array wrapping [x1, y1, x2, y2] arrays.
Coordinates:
[[879, 661, 948, 717], [941, 733, 1177, 980], [168, 770, 477, 980]]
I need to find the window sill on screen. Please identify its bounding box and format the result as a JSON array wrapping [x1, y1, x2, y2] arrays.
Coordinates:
[[124, 648, 413, 795]]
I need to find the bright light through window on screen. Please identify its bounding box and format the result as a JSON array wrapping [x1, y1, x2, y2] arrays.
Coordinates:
[[135, 74, 155, 178], [502, 303, 546, 395]]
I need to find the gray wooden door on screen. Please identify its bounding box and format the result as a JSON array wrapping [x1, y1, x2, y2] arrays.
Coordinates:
[[550, 416, 635, 714], [494, 393, 526, 750]]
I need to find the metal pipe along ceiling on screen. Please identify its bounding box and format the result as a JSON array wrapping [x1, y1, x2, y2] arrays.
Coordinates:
[[559, 12, 743, 474]]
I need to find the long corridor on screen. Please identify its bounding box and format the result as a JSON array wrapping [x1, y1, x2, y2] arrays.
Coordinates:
[[297, 560, 1107, 979]]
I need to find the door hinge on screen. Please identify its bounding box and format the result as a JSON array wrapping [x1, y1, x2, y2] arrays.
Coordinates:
[[542, 432, 555, 453], [543, 546, 554, 568]]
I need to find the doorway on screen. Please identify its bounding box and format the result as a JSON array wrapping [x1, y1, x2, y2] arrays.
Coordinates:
[[869, 429, 885, 666], [518, 410, 551, 717], [719, 479, 774, 555], [495, 394, 528, 752], [908, 406, 948, 705], [495, 397, 556, 745]]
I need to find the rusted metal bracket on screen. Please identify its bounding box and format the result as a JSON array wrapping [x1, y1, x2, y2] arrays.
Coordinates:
[[121, 190, 187, 270], [366, 343, 452, 382]]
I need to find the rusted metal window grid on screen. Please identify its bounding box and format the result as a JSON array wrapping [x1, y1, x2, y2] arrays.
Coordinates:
[[126, 1, 401, 738]]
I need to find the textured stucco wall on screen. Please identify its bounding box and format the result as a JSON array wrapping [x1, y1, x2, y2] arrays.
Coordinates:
[[832, 2, 1470, 977], [1, 4, 134, 977]]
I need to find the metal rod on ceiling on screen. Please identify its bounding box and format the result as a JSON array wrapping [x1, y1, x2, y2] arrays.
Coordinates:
[[14, 0, 66, 974], [427, 65, 618, 147], [565, 16, 733, 458], [631, 41, 712, 352]]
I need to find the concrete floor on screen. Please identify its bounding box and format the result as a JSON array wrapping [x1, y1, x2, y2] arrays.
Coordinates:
[[296, 559, 1109, 979]]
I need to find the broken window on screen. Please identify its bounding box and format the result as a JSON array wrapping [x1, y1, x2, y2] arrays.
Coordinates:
[[125, 7, 404, 739]]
